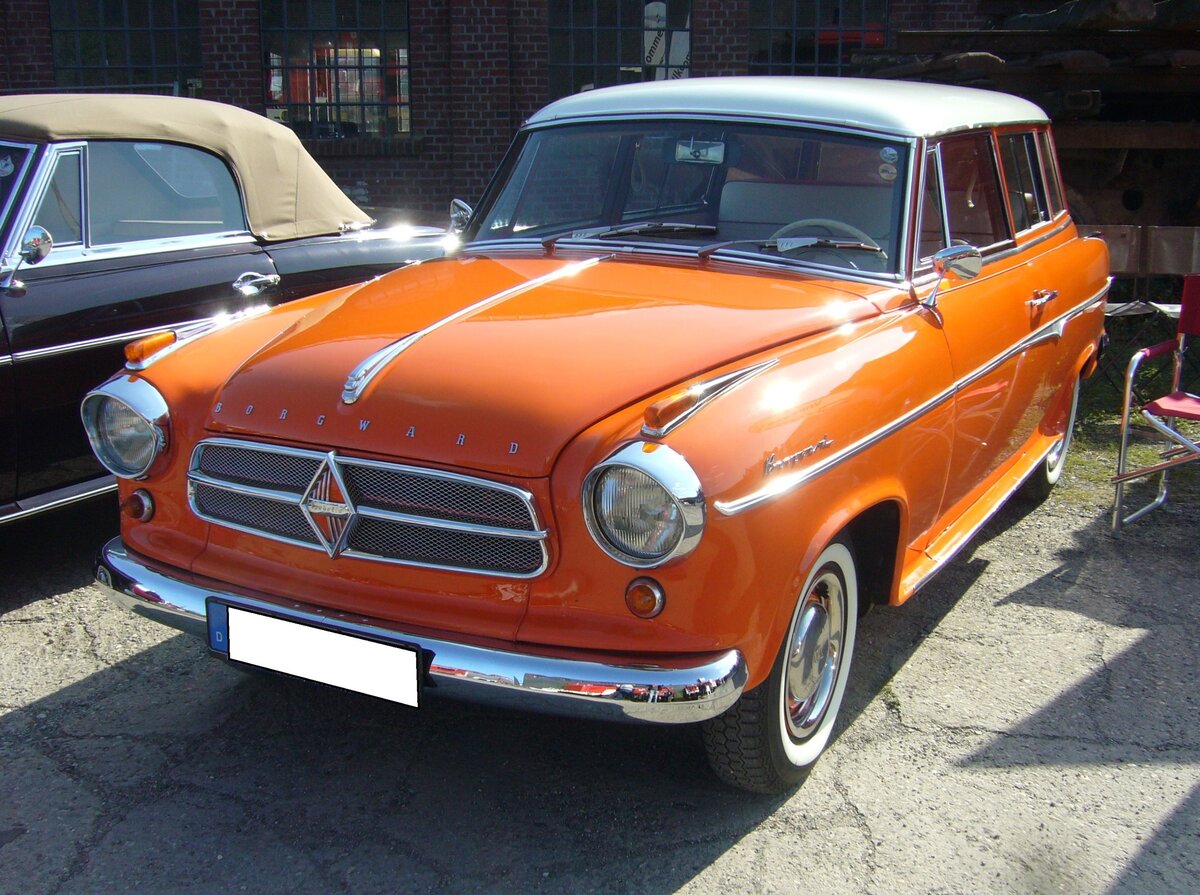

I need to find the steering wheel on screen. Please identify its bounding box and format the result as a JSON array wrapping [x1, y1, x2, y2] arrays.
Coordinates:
[[770, 218, 880, 248]]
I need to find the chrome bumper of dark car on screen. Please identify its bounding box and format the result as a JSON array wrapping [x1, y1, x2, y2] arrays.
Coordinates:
[[94, 537, 747, 724]]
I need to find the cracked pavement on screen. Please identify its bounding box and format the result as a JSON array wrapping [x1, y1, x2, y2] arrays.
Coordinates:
[[0, 469, 1196, 894]]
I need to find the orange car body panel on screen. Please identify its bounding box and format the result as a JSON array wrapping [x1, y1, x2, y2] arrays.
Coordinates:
[[112, 197, 1108, 693]]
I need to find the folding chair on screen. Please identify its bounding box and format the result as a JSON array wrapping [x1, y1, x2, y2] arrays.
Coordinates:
[[1113, 274, 1200, 533]]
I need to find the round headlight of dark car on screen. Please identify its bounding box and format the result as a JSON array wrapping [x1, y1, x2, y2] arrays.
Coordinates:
[[583, 443, 705, 567], [81, 379, 169, 479]]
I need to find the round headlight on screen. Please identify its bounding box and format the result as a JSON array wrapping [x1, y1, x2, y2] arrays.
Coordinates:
[[81, 379, 169, 479], [593, 466, 684, 560], [583, 443, 705, 568]]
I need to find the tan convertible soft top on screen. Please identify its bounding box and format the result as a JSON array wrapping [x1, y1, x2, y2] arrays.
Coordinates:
[[0, 93, 372, 242]]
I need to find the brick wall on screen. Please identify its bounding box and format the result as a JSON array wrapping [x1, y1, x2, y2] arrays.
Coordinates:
[[691, 0, 750, 76], [0, 0, 54, 90], [0, 1, 998, 221], [201, 0, 263, 111], [891, 0, 991, 32]]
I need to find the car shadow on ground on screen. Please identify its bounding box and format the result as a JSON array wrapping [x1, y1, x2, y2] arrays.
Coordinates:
[[0, 495, 988, 893], [0, 495, 118, 613], [957, 501, 1199, 895], [9, 490, 1188, 892]]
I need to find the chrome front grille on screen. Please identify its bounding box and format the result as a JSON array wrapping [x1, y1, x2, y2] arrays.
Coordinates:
[[189, 438, 548, 577]]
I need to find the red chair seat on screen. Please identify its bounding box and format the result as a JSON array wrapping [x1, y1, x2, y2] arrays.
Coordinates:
[[1144, 392, 1200, 422]]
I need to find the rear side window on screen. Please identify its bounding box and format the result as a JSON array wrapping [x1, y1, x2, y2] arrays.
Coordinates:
[[88, 142, 245, 245], [998, 133, 1050, 233], [1038, 131, 1066, 216], [939, 134, 1009, 250]]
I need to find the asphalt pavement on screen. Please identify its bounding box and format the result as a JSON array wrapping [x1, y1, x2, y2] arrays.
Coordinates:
[[0, 473, 1196, 894]]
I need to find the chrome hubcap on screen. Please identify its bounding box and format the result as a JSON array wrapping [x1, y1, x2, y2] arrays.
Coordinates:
[[785, 570, 845, 739]]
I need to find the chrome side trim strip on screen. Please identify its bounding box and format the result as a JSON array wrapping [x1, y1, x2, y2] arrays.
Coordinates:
[[342, 255, 610, 404], [95, 537, 748, 725], [0, 476, 117, 525], [14, 314, 232, 362], [715, 282, 1109, 516], [0, 354, 12, 367]]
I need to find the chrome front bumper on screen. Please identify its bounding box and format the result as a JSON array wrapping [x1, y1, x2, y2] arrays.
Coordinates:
[[94, 537, 747, 724]]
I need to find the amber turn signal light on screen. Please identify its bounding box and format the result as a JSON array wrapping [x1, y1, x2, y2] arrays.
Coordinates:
[[125, 331, 176, 366], [643, 389, 700, 434], [625, 577, 665, 619], [121, 489, 155, 522]]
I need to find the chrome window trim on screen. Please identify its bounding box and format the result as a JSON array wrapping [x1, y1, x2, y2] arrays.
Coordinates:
[[5, 138, 256, 269], [18, 230, 258, 270], [5, 142, 88, 262], [714, 281, 1110, 516], [472, 117, 919, 279], [0, 139, 38, 262], [582, 442, 706, 568], [910, 216, 1075, 286], [461, 241, 910, 289], [187, 438, 550, 579]]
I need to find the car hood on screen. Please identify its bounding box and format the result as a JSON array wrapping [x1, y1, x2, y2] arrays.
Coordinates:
[[206, 253, 883, 476]]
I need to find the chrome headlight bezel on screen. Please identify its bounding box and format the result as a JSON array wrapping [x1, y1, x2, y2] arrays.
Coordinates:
[[80, 377, 170, 480], [582, 442, 705, 568]]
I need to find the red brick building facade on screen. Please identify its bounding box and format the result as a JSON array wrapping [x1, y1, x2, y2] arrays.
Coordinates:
[[1, 1, 991, 225]]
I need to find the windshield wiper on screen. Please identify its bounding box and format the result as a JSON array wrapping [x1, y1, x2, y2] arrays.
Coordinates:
[[697, 237, 887, 261], [543, 221, 717, 252]]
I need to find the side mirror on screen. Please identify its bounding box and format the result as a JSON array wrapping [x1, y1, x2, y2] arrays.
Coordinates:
[[2, 226, 54, 296], [449, 198, 473, 235], [20, 225, 53, 266], [923, 244, 981, 309]]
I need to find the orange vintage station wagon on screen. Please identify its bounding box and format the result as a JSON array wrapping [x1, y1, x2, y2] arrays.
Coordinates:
[[86, 78, 1108, 793]]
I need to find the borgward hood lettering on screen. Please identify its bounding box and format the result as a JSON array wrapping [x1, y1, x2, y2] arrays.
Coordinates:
[[207, 255, 885, 476]]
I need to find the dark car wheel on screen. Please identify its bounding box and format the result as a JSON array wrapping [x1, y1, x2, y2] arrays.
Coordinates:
[[703, 540, 858, 794]]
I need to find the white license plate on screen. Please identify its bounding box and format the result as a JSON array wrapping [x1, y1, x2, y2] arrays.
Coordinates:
[[226, 607, 419, 707]]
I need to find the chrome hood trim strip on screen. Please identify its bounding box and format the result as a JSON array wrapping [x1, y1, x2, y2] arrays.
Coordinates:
[[715, 282, 1109, 516], [341, 255, 610, 404], [642, 359, 779, 439]]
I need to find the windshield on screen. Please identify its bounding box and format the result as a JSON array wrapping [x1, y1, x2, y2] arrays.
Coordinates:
[[469, 120, 910, 275], [0, 142, 35, 248]]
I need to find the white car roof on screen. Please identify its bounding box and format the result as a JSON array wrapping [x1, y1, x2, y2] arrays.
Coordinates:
[[527, 77, 1049, 138]]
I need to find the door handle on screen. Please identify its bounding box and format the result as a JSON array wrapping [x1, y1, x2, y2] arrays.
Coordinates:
[[232, 272, 281, 297], [1027, 289, 1058, 308]]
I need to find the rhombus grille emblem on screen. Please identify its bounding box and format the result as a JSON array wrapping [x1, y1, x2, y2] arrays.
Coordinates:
[[300, 454, 355, 557]]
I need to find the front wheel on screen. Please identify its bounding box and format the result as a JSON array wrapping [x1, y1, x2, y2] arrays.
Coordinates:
[[702, 540, 858, 793]]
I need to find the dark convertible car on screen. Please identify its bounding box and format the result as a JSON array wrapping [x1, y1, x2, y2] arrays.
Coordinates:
[[0, 94, 444, 524]]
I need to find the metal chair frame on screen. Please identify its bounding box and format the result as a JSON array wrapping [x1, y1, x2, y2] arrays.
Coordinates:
[[1113, 274, 1200, 533]]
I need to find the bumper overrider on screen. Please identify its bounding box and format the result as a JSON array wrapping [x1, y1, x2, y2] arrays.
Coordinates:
[[94, 537, 747, 724]]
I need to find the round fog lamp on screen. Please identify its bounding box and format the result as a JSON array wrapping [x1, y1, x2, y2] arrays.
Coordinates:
[[625, 577, 665, 619]]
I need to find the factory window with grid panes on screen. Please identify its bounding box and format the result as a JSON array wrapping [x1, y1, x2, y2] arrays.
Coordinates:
[[748, 0, 886, 75], [548, 1, 692, 101], [262, 0, 412, 139], [49, 0, 201, 93]]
